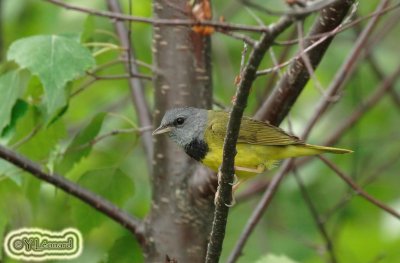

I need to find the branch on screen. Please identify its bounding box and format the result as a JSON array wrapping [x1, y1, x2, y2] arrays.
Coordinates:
[[301, 0, 390, 139], [205, 16, 294, 263], [43, 0, 271, 33], [228, 2, 395, 260], [273, 2, 400, 47], [227, 160, 294, 263], [324, 64, 400, 146], [87, 72, 153, 81], [322, 152, 400, 221], [106, 0, 154, 166], [254, 0, 355, 125], [293, 169, 337, 263], [241, 0, 340, 17], [0, 144, 145, 243], [319, 156, 400, 220]]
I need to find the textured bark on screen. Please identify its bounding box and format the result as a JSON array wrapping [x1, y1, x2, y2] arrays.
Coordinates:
[[144, 0, 213, 262]]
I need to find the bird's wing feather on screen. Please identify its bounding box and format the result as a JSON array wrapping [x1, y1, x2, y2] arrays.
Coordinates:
[[207, 111, 304, 146]]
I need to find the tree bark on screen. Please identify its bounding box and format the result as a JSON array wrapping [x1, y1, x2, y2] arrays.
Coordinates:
[[144, 0, 214, 261]]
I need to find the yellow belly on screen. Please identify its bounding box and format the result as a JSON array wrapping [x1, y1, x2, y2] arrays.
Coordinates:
[[202, 143, 280, 179]]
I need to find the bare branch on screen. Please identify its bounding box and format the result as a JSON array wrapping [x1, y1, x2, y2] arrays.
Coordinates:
[[274, 3, 400, 46], [205, 15, 294, 263], [322, 152, 400, 221], [236, 63, 400, 202], [302, 0, 391, 139], [324, 64, 400, 147], [87, 72, 153, 81], [227, 160, 294, 263], [293, 169, 337, 263], [254, 0, 355, 125], [43, 0, 271, 33], [106, 0, 154, 167], [0, 144, 145, 243], [241, 0, 340, 17]]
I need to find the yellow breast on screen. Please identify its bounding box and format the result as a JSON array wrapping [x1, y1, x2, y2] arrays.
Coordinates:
[[203, 132, 278, 179]]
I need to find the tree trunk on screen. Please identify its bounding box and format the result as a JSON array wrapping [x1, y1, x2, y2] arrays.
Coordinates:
[[144, 0, 214, 261]]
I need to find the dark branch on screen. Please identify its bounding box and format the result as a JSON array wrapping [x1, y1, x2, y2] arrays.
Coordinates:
[[106, 0, 154, 167], [254, 0, 355, 125], [205, 16, 294, 263], [0, 144, 145, 243], [302, 0, 390, 139]]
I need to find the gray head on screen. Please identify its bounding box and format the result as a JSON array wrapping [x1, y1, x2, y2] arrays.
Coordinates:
[[152, 107, 208, 147]]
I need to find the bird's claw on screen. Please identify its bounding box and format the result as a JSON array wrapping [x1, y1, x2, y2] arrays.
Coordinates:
[[229, 174, 238, 186]]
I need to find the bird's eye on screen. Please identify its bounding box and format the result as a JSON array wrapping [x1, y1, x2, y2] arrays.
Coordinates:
[[174, 117, 185, 126]]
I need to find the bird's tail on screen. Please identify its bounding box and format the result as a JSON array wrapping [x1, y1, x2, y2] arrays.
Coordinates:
[[301, 144, 353, 155], [267, 144, 352, 160]]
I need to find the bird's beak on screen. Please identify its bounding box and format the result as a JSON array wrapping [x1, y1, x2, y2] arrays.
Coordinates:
[[152, 125, 172, 136]]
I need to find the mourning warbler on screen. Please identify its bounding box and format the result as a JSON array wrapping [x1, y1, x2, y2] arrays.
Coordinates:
[[153, 107, 352, 179]]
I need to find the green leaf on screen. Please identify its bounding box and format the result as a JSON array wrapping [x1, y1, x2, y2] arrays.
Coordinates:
[[56, 112, 106, 174], [7, 35, 95, 114], [0, 70, 27, 133], [1, 99, 29, 143], [0, 213, 7, 259], [255, 254, 300, 263], [0, 159, 22, 186], [12, 105, 66, 161]]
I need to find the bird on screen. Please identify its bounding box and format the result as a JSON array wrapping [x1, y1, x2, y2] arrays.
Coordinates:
[[153, 107, 352, 190]]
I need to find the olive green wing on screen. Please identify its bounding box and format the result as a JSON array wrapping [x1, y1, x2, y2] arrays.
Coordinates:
[[206, 110, 304, 146]]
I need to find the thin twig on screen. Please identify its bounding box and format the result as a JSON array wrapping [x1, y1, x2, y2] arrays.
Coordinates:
[[254, 0, 355, 124], [274, 2, 400, 46], [293, 169, 337, 263], [205, 15, 294, 263], [241, 0, 340, 17], [238, 63, 400, 201], [87, 72, 153, 81], [324, 64, 400, 147], [216, 28, 256, 46], [227, 160, 294, 263], [322, 152, 400, 222], [319, 156, 400, 220], [302, 0, 390, 140], [296, 21, 325, 95], [64, 126, 153, 154], [43, 0, 272, 33], [106, 0, 153, 167], [11, 124, 42, 149], [255, 28, 297, 110], [0, 144, 145, 243]]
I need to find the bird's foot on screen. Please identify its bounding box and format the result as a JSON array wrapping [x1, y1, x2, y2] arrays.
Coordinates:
[[214, 190, 236, 207], [229, 174, 238, 186]]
